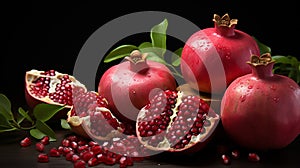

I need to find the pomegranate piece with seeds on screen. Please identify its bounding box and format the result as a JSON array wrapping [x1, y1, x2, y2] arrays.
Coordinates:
[[136, 90, 220, 153], [67, 91, 130, 140], [25, 69, 87, 119]]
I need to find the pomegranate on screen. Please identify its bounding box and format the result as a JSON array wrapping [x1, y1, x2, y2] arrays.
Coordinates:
[[221, 53, 300, 150], [98, 50, 177, 125], [180, 13, 260, 93], [67, 90, 132, 140], [136, 89, 220, 153], [25, 69, 87, 119]]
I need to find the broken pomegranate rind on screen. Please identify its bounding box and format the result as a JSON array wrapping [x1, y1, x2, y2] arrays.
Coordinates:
[[67, 92, 125, 141], [136, 90, 220, 152], [25, 69, 87, 119]]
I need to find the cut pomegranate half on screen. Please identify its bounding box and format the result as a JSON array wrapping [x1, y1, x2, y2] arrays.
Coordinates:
[[25, 69, 87, 119], [136, 90, 220, 153]]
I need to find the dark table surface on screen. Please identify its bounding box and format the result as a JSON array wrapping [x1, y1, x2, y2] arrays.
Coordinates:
[[1, 123, 300, 168]]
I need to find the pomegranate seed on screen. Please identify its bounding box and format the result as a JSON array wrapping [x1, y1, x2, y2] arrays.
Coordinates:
[[40, 136, 50, 145], [36, 142, 45, 152], [88, 157, 99, 167], [90, 145, 102, 155], [81, 151, 94, 162], [66, 135, 78, 142], [248, 153, 260, 162], [66, 151, 75, 161], [62, 139, 70, 147], [104, 157, 117, 165], [49, 148, 61, 157], [74, 160, 86, 168], [37, 153, 49, 163], [71, 141, 78, 149], [231, 149, 240, 159], [72, 154, 80, 163], [20, 137, 32, 147], [62, 147, 73, 156], [221, 154, 231, 165]]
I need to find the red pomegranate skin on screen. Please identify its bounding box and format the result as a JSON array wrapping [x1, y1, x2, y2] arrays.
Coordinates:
[[180, 14, 260, 93], [221, 54, 300, 150], [98, 50, 177, 124]]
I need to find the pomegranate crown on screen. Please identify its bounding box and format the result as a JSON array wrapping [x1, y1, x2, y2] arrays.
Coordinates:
[[247, 53, 275, 66], [125, 50, 148, 64], [213, 13, 238, 27]]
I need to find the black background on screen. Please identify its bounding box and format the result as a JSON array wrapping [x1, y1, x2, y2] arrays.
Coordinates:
[[2, 1, 299, 111], [1, 1, 300, 168]]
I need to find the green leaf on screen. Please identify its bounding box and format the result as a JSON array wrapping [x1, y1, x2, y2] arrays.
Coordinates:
[[0, 127, 17, 132], [0, 94, 11, 113], [33, 103, 65, 122], [30, 129, 45, 139], [138, 42, 152, 49], [0, 94, 14, 120], [104, 45, 138, 63], [171, 48, 183, 66], [272, 55, 293, 64], [61, 119, 71, 129], [146, 52, 167, 64], [139, 45, 166, 62], [18, 107, 33, 123], [33, 120, 56, 141], [253, 36, 271, 55], [150, 19, 168, 57], [0, 113, 13, 128]]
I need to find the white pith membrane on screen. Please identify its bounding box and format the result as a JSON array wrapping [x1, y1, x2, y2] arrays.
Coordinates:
[[25, 69, 87, 107], [66, 92, 124, 141], [136, 90, 220, 152]]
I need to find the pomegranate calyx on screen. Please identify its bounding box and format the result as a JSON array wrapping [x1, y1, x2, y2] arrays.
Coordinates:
[[247, 53, 276, 78], [125, 50, 148, 64], [213, 13, 237, 37], [248, 53, 275, 66], [213, 13, 238, 28], [125, 50, 149, 72]]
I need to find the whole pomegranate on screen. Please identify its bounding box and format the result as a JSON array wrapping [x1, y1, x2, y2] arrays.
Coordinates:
[[136, 89, 220, 153], [25, 69, 87, 119], [221, 53, 300, 150], [180, 13, 260, 94], [98, 50, 177, 125]]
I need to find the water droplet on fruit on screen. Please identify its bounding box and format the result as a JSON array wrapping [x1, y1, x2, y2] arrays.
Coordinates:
[[248, 85, 253, 89], [240, 95, 246, 102], [273, 97, 279, 103], [132, 90, 136, 94], [225, 55, 231, 60], [270, 85, 276, 91]]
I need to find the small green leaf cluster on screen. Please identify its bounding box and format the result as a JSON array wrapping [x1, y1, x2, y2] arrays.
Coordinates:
[[254, 37, 300, 84], [0, 94, 69, 141], [104, 19, 183, 78]]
